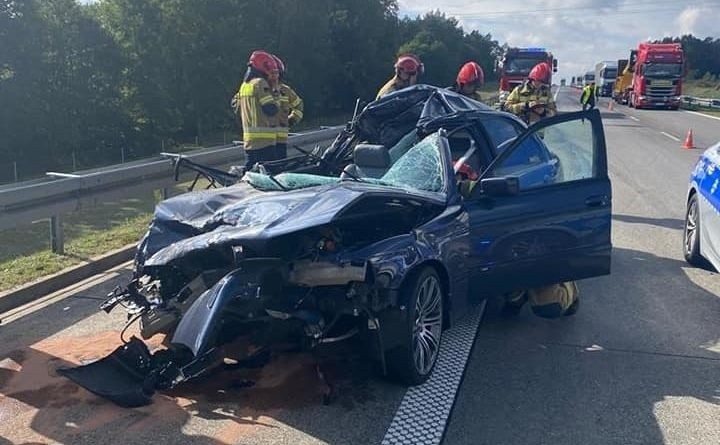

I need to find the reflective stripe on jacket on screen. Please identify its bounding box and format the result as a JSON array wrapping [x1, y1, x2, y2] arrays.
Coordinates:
[[238, 77, 279, 150]]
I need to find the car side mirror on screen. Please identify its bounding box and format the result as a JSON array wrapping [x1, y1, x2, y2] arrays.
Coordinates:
[[478, 176, 520, 197]]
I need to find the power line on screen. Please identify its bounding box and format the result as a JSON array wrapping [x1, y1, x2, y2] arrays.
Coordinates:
[[419, 1, 719, 19]]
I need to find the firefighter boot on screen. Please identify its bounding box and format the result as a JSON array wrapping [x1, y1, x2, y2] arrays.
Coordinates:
[[501, 290, 528, 316], [528, 281, 579, 319]]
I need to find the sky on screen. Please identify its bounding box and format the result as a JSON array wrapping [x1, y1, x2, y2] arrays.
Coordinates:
[[397, 0, 720, 83]]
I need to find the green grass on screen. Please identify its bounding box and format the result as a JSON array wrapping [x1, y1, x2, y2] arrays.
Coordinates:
[[0, 186, 191, 293], [0, 213, 152, 292], [683, 82, 720, 100]]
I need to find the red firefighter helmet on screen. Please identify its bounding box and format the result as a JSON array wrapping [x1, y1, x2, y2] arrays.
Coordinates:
[[395, 54, 424, 76], [528, 62, 551, 84], [248, 50, 278, 76], [457, 61, 485, 86], [271, 54, 286, 78]]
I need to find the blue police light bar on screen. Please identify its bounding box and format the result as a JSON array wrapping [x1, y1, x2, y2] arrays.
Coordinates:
[[518, 47, 547, 52]]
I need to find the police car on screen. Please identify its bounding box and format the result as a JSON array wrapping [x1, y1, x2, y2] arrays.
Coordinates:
[[684, 141, 720, 270]]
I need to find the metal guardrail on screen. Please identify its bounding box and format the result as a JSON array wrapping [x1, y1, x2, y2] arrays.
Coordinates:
[[0, 126, 343, 253], [681, 95, 720, 109]]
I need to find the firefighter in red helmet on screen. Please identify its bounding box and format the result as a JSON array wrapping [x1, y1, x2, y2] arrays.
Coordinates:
[[466, 61, 577, 319], [231, 50, 281, 168], [503, 61, 557, 125], [450, 61, 485, 102], [376, 54, 424, 99]]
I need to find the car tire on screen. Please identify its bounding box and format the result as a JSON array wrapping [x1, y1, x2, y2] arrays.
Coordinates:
[[684, 193, 705, 267], [386, 267, 444, 385]]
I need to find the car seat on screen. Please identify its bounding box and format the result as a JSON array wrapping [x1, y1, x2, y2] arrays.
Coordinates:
[[341, 144, 391, 179]]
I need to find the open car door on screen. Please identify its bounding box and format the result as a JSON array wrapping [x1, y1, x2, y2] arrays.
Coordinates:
[[465, 109, 611, 296]]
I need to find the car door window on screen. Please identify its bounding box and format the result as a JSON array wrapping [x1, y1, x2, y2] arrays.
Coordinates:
[[492, 117, 595, 190], [482, 117, 521, 154]]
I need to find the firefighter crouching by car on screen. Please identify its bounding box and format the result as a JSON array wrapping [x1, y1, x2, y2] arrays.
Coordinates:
[[269, 54, 304, 160], [504, 62, 557, 125], [450, 61, 485, 102], [376, 54, 424, 99], [231, 50, 280, 168]]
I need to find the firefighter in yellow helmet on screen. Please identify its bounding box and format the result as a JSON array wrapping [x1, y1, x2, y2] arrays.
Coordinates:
[[504, 61, 557, 125], [268, 54, 304, 160], [376, 54, 424, 99], [231, 50, 280, 168]]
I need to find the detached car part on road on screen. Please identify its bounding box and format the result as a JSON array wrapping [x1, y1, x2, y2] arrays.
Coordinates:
[[60, 86, 613, 407]]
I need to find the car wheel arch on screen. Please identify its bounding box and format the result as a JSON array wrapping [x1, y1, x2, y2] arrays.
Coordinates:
[[397, 259, 452, 329]]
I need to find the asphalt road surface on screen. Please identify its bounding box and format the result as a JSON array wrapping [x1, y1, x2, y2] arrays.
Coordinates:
[[1, 87, 719, 445], [446, 88, 720, 445]]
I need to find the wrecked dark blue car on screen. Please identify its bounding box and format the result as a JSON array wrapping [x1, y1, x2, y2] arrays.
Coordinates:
[[61, 86, 612, 407]]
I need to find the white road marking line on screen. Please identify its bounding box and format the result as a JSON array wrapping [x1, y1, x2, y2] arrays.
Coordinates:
[[628, 115, 640, 122], [381, 301, 486, 445], [553, 86, 560, 102], [683, 110, 720, 121], [661, 131, 681, 142]]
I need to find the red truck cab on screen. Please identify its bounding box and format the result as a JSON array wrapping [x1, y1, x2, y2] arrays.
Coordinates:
[[630, 42, 685, 110]]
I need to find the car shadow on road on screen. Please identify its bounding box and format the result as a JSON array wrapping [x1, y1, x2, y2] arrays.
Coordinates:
[[612, 213, 685, 230], [446, 246, 720, 445]]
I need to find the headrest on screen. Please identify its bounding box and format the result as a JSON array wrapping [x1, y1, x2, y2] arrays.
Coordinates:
[[353, 144, 391, 168]]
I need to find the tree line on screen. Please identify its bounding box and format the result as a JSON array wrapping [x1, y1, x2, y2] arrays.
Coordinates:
[[2, 1, 719, 183], [0, 0, 502, 182]]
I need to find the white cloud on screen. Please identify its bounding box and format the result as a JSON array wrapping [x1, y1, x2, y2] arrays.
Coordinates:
[[676, 6, 716, 37], [398, 0, 720, 83]]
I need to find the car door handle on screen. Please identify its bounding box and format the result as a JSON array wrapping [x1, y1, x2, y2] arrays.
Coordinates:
[[585, 195, 607, 207]]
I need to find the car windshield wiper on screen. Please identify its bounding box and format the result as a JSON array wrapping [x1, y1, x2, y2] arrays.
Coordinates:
[[293, 144, 365, 182]]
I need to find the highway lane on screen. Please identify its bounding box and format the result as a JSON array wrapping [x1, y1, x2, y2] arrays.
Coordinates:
[[445, 87, 720, 445], [2, 87, 720, 445]]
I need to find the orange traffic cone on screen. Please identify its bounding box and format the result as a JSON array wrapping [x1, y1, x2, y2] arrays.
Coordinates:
[[682, 128, 695, 149]]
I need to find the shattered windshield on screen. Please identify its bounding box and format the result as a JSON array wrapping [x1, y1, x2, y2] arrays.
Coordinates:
[[378, 132, 445, 193], [243, 133, 446, 194]]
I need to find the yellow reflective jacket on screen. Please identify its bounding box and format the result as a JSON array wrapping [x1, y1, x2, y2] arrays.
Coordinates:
[[376, 75, 412, 99], [275, 82, 304, 144], [505, 81, 557, 125], [580, 84, 596, 104], [236, 77, 279, 150], [448, 85, 483, 103]]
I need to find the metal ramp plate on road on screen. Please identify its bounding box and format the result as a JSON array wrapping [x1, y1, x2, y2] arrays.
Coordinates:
[[382, 301, 485, 445]]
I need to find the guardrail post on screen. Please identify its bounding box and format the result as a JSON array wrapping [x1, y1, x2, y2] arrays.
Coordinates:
[[161, 187, 169, 200], [50, 215, 65, 255]]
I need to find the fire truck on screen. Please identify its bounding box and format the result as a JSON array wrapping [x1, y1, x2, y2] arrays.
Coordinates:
[[496, 47, 557, 104]]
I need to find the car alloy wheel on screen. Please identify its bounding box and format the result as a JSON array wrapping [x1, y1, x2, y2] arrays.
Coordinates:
[[412, 273, 443, 376], [386, 267, 444, 385], [683, 194, 704, 266]]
